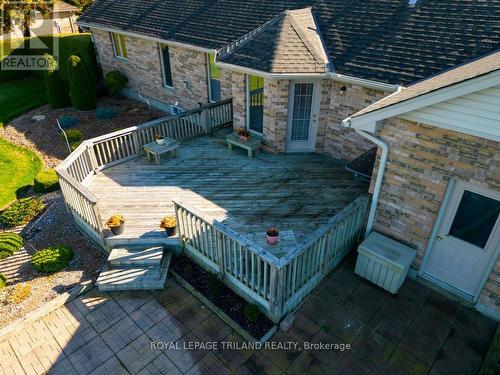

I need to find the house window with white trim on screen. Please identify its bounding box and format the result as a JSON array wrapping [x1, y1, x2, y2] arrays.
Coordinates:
[[207, 53, 221, 102], [160, 44, 173, 87], [111, 32, 127, 59]]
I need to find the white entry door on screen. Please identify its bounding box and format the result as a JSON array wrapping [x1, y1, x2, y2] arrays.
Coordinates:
[[285, 81, 320, 152], [423, 180, 500, 300]]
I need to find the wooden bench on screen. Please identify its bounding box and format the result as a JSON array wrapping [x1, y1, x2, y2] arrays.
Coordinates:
[[143, 138, 180, 165], [226, 132, 262, 158]]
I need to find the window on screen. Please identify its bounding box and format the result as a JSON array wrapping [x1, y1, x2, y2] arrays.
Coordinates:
[[207, 53, 220, 102], [160, 44, 173, 87], [448, 190, 500, 248], [111, 32, 127, 59]]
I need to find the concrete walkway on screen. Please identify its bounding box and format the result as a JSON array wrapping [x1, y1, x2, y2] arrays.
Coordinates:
[[0, 260, 496, 375]]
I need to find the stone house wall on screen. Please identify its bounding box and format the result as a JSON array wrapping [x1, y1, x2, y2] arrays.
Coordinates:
[[92, 29, 213, 109], [370, 117, 499, 314]]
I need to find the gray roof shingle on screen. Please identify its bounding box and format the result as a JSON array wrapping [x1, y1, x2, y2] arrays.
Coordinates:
[[350, 51, 500, 118], [79, 0, 500, 85]]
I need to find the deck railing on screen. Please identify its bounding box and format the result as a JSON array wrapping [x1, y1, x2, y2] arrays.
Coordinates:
[[174, 194, 370, 323], [56, 99, 233, 248]]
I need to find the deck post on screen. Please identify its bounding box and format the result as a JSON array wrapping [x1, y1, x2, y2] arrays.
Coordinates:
[[216, 230, 225, 275], [201, 107, 211, 134], [269, 265, 285, 323]]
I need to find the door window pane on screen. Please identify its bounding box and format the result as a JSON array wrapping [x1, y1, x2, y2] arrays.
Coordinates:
[[291, 83, 313, 141], [449, 190, 500, 248]]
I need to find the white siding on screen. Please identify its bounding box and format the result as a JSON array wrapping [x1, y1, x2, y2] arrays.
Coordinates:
[[402, 85, 500, 141]]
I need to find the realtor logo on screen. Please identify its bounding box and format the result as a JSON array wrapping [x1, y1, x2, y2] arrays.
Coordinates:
[[0, 0, 59, 70]]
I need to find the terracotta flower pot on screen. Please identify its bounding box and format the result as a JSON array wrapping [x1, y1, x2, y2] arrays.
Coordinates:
[[165, 226, 176, 236], [110, 223, 125, 235], [239, 135, 250, 142], [267, 234, 279, 245]]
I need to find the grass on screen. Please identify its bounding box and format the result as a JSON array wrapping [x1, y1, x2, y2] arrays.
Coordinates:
[[0, 138, 42, 209], [0, 77, 47, 126], [0, 274, 6, 290]]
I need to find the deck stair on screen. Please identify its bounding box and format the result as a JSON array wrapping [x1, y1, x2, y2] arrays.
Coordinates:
[[97, 246, 172, 291]]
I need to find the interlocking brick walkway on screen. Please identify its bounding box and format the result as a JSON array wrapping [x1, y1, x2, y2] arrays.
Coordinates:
[[0, 260, 496, 375]]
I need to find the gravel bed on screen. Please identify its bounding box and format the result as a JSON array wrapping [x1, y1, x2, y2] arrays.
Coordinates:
[[0, 96, 165, 168], [0, 192, 106, 329]]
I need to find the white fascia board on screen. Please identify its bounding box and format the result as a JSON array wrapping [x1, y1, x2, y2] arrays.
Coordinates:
[[78, 22, 215, 54], [347, 71, 500, 130]]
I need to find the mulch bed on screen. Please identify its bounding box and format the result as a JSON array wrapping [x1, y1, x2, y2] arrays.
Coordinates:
[[171, 254, 274, 340], [0, 96, 164, 168], [0, 192, 106, 329]]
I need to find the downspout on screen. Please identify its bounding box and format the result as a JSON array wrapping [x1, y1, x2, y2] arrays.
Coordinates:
[[344, 124, 389, 236]]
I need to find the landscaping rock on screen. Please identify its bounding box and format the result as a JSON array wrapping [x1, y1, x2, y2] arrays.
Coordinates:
[[31, 115, 46, 122]]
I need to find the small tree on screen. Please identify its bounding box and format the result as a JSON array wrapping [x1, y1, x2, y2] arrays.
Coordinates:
[[43, 54, 71, 109], [67, 55, 96, 110]]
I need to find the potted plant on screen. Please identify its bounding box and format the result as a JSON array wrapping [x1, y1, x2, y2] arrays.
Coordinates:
[[236, 128, 251, 141], [155, 134, 165, 145], [106, 215, 125, 235], [266, 227, 279, 246], [160, 216, 177, 236]]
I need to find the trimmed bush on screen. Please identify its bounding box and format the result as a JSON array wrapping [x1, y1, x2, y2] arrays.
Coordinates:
[[104, 70, 128, 96], [32, 245, 74, 273], [0, 197, 46, 227], [43, 54, 71, 109], [96, 107, 117, 119], [67, 55, 96, 110], [243, 303, 262, 324], [1, 34, 98, 84], [58, 115, 79, 129], [34, 169, 60, 193], [64, 128, 82, 143], [0, 232, 23, 259], [0, 274, 6, 290]]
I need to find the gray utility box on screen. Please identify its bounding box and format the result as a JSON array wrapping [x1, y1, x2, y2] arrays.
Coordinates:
[[355, 232, 416, 294]]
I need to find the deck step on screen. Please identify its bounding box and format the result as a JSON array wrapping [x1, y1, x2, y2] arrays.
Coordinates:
[[97, 253, 171, 291], [105, 232, 181, 248], [108, 246, 163, 267]]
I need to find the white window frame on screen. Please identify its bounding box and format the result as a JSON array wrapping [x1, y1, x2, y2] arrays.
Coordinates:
[[159, 43, 174, 89], [111, 32, 127, 60]]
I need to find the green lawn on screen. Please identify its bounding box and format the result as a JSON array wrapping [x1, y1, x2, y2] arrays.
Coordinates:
[[0, 137, 42, 209], [0, 78, 47, 126]]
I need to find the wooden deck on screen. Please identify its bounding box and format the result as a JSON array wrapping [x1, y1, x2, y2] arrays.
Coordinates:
[[85, 129, 368, 247]]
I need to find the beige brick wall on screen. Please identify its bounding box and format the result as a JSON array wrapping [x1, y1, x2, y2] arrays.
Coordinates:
[[92, 29, 212, 109], [370, 117, 499, 312], [323, 82, 389, 161]]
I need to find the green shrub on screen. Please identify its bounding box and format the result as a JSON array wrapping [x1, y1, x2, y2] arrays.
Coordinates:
[[0, 197, 45, 227], [64, 128, 82, 143], [1, 34, 98, 83], [0, 232, 23, 260], [32, 245, 74, 273], [207, 272, 223, 296], [34, 169, 60, 193], [243, 303, 262, 324], [67, 55, 96, 110], [43, 54, 71, 109], [70, 141, 82, 151], [0, 274, 6, 289], [104, 70, 128, 96]]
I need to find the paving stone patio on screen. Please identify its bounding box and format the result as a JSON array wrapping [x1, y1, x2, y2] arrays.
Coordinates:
[[0, 258, 497, 375]]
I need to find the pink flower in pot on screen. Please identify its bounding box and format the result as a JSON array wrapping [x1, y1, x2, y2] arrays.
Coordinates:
[[266, 227, 279, 246]]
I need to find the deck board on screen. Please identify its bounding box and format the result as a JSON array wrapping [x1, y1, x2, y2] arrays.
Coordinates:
[[86, 130, 369, 244]]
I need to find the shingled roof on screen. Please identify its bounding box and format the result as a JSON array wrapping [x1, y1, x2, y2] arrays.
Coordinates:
[[217, 8, 330, 74], [78, 0, 500, 85], [349, 51, 500, 119]]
